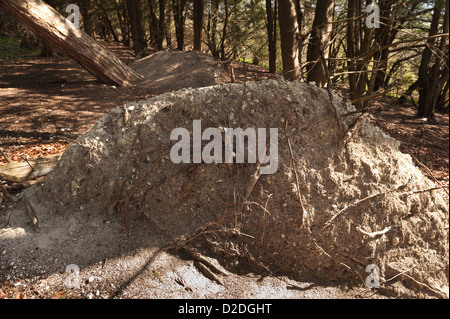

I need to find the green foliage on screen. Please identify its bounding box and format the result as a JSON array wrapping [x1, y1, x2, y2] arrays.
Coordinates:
[[0, 35, 39, 61]]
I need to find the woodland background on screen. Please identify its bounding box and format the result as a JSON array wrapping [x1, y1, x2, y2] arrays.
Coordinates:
[[1, 0, 448, 120]]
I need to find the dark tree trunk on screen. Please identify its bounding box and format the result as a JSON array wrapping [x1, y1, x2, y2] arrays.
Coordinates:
[[126, 0, 146, 55], [206, 0, 220, 58], [193, 0, 204, 51], [116, 0, 130, 46], [172, 0, 186, 50], [80, 0, 93, 37], [346, 0, 367, 108], [99, 2, 119, 42], [158, 0, 166, 50], [306, 0, 334, 87], [294, 0, 304, 74], [278, 0, 300, 81], [39, 38, 58, 57], [219, 0, 229, 61], [417, 0, 449, 121], [265, 0, 277, 73], [166, 1, 172, 47]]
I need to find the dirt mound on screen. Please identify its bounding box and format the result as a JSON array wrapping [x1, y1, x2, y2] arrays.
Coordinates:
[[22, 79, 449, 296], [131, 50, 220, 94]]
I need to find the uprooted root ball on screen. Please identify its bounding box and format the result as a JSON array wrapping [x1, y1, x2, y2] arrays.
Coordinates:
[[34, 79, 449, 295]]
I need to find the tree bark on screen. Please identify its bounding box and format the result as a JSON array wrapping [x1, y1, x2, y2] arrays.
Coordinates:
[[265, 0, 277, 73], [172, 0, 187, 50], [193, 0, 204, 51], [206, 0, 220, 58], [166, 1, 173, 47], [278, 0, 300, 81], [157, 0, 167, 50], [294, 0, 304, 74], [80, 0, 93, 37], [417, 0, 449, 120], [126, 0, 146, 55], [306, 0, 334, 87], [0, 0, 142, 87], [346, 0, 367, 108], [219, 0, 229, 61], [115, 0, 130, 46]]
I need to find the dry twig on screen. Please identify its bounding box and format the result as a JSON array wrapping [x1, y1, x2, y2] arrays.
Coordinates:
[[284, 119, 307, 228], [24, 197, 40, 232], [356, 226, 392, 238], [0, 149, 11, 164], [343, 112, 371, 146], [411, 155, 449, 196], [387, 265, 448, 299]]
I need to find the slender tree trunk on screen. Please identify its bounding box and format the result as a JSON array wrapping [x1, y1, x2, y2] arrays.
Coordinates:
[[126, 0, 146, 55], [40, 39, 59, 57], [306, 0, 334, 87], [148, 0, 158, 44], [116, 0, 130, 46], [99, 2, 119, 42], [278, 0, 300, 81], [372, 0, 392, 91], [220, 0, 229, 61], [158, 0, 166, 50], [172, 0, 186, 50], [436, 79, 449, 113], [265, 0, 277, 73], [417, 0, 448, 120], [80, 0, 93, 37], [166, 1, 172, 47], [0, 0, 142, 86], [346, 0, 367, 108], [193, 0, 204, 51], [207, 0, 220, 58], [294, 0, 304, 75]]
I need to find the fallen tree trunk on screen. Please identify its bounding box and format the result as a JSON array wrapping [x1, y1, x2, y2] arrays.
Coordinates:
[[0, 0, 143, 87], [0, 154, 61, 185]]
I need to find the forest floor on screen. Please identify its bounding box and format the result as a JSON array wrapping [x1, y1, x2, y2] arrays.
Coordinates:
[[0, 40, 448, 299]]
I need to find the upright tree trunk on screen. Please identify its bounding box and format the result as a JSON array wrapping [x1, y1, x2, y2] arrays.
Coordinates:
[[172, 0, 187, 50], [219, 0, 229, 61], [265, 0, 277, 73], [372, 0, 392, 91], [116, 0, 130, 46], [306, 0, 334, 87], [294, 0, 304, 75], [0, 0, 142, 87], [126, 0, 146, 55], [372, 1, 420, 91], [158, 0, 166, 50], [193, 0, 204, 51], [346, 0, 367, 108], [80, 0, 93, 37], [417, 0, 449, 121], [278, 0, 300, 81], [39, 38, 59, 57], [148, 0, 159, 44], [207, 0, 220, 58], [98, 1, 119, 42], [166, 2, 173, 47]]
